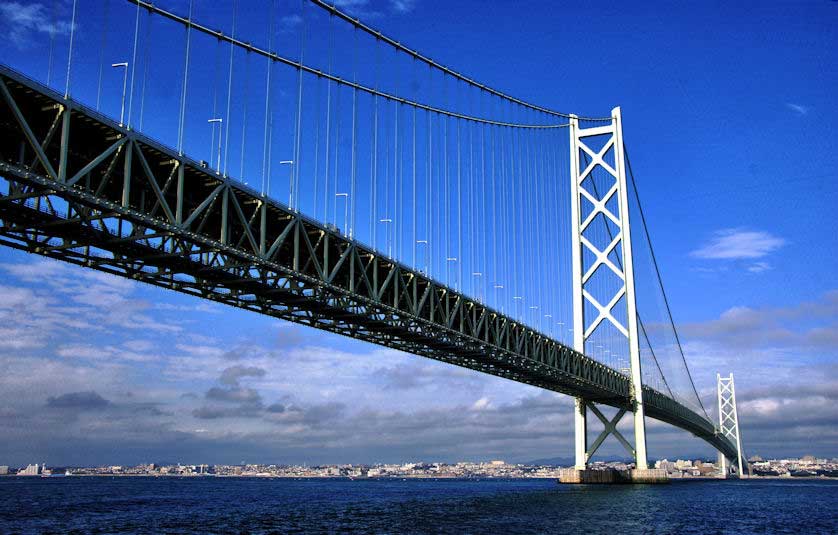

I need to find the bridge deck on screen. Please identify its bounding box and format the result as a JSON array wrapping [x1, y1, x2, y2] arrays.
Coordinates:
[[0, 64, 737, 461]]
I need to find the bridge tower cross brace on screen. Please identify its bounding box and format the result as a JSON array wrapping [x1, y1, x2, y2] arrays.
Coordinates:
[[569, 107, 648, 470]]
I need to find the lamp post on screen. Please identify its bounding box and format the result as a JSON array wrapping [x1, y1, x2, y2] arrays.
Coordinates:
[[529, 305, 539, 329], [472, 271, 482, 302], [379, 218, 393, 257], [512, 295, 523, 323], [416, 239, 428, 274], [280, 160, 294, 209], [494, 283, 504, 313], [446, 257, 458, 290], [207, 118, 223, 172], [335, 193, 349, 236], [111, 62, 128, 126]]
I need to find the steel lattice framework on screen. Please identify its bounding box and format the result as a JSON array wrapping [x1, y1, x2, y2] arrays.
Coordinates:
[[0, 65, 739, 462], [569, 109, 649, 469]]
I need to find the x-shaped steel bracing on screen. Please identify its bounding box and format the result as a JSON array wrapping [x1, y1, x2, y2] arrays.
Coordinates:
[[576, 133, 629, 341], [586, 404, 635, 461]]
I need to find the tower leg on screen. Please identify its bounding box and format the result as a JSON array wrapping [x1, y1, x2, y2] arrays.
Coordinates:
[[632, 402, 648, 470], [574, 398, 587, 469], [612, 107, 648, 472]]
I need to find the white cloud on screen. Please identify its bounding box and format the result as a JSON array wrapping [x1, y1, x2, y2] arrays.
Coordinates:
[[0, 2, 74, 46], [786, 103, 809, 116], [1, 259, 181, 334], [55, 344, 160, 363], [328, 0, 416, 19], [174, 344, 226, 359], [740, 398, 781, 416], [390, 0, 416, 13], [471, 396, 491, 411], [690, 228, 785, 260], [747, 261, 771, 273], [681, 290, 838, 352]]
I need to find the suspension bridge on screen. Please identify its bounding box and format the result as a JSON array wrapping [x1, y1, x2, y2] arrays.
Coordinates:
[[0, 0, 746, 479]]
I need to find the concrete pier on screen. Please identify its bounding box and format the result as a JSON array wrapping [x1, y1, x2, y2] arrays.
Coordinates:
[[558, 468, 669, 484]]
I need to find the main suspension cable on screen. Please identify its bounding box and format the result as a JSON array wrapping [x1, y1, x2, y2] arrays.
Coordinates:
[[305, 0, 609, 121], [124, 1, 569, 129], [624, 144, 710, 420]]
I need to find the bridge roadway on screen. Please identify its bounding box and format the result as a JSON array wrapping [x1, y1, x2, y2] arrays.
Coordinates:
[[0, 65, 738, 461]]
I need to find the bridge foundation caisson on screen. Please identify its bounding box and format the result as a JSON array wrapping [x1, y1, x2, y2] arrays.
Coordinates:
[[563, 108, 660, 483], [558, 468, 668, 484]]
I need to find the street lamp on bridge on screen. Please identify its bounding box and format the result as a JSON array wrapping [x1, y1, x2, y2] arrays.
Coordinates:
[[493, 284, 504, 313], [207, 118, 223, 173], [335, 193, 349, 236], [416, 239, 428, 274], [111, 62, 128, 126], [446, 257, 458, 290], [472, 271, 482, 302], [379, 218, 393, 257], [530, 305, 539, 329], [279, 160, 294, 210], [512, 295, 523, 324]]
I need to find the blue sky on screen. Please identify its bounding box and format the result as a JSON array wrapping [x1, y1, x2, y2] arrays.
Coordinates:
[[0, 0, 836, 466]]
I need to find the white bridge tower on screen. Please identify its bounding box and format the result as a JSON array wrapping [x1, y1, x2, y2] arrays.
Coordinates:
[[717, 373, 746, 478], [569, 107, 648, 471]]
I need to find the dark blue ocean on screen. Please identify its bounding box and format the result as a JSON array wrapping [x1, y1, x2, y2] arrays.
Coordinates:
[[1, 477, 836, 534]]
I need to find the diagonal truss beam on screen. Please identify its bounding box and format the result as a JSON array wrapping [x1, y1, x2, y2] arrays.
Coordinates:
[[0, 79, 59, 180], [587, 404, 634, 459]]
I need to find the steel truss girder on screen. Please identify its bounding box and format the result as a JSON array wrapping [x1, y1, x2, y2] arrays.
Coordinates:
[[0, 63, 738, 460]]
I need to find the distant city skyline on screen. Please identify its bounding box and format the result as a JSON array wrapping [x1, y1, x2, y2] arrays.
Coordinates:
[[4, 453, 836, 469], [5, 455, 837, 482]]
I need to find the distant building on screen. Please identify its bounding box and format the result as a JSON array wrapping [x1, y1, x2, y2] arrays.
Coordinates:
[[654, 459, 675, 472], [697, 464, 717, 476], [17, 464, 42, 476], [0, 466, 8, 475]]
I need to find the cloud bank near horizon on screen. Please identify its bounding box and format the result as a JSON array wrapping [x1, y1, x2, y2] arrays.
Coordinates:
[[0, 253, 835, 466]]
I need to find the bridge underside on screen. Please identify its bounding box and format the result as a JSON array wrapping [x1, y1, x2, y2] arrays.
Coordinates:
[[0, 65, 738, 462]]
